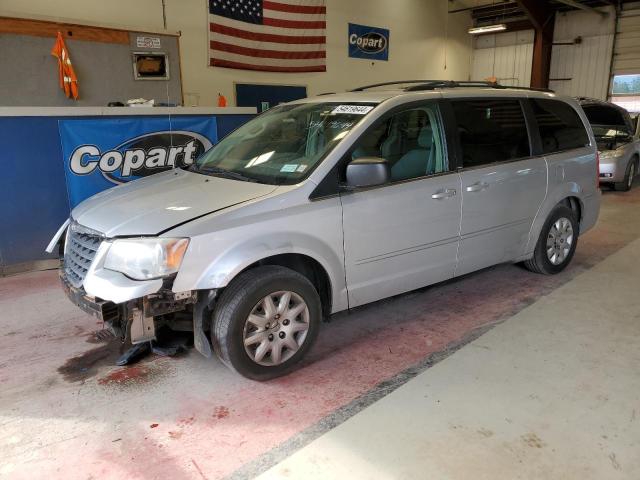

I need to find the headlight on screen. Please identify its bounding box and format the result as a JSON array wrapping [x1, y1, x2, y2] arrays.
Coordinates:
[[104, 238, 189, 280]]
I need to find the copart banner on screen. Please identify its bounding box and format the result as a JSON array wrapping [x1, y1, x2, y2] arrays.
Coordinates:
[[59, 116, 217, 207]]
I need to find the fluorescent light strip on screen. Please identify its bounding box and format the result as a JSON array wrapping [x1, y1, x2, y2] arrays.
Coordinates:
[[468, 24, 507, 34]]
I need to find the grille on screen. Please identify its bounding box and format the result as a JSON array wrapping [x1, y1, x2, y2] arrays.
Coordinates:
[[63, 223, 103, 288]]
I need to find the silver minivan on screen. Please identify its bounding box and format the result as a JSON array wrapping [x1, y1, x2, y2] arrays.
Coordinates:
[[48, 81, 601, 380]]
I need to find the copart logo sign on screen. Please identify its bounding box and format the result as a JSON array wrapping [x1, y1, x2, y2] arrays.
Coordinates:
[[348, 23, 389, 61], [59, 117, 218, 207], [69, 130, 213, 184]]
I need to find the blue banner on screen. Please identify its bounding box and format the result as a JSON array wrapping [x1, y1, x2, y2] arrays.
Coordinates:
[[348, 23, 389, 61], [59, 116, 217, 207]]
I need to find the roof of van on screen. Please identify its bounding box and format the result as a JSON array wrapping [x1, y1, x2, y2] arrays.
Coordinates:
[[298, 81, 563, 105]]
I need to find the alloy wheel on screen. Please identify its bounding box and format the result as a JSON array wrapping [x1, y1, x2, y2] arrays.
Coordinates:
[[546, 217, 574, 265], [243, 291, 310, 366]]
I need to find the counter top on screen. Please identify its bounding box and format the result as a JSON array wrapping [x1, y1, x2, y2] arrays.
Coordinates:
[[0, 106, 257, 117]]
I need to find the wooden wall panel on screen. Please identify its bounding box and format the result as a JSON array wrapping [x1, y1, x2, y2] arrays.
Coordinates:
[[0, 17, 129, 44]]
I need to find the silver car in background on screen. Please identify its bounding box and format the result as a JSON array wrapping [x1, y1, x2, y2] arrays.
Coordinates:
[[578, 97, 640, 191], [48, 81, 601, 380]]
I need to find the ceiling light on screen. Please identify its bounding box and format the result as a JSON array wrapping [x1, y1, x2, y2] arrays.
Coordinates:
[[468, 24, 507, 35]]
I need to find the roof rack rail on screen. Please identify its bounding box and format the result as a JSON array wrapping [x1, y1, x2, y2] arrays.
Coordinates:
[[350, 80, 442, 92], [405, 81, 554, 93], [350, 80, 554, 93]]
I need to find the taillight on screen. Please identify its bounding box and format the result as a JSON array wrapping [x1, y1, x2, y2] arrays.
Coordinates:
[[596, 151, 600, 190]]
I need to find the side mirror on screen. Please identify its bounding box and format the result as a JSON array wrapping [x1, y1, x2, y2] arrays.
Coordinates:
[[345, 157, 390, 188]]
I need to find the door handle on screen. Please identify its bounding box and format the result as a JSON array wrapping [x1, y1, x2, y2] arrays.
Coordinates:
[[465, 182, 489, 192], [431, 188, 457, 200]]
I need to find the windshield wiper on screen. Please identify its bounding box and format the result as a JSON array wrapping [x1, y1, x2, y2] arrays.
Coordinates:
[[197, 165, 260, 183]]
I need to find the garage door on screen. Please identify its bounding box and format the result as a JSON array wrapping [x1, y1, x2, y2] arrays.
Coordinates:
[[612, 2, 640, 75], [610, 1, 640, 112]]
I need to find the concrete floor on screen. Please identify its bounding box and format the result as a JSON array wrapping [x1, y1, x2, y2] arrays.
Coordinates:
[[1, 185, 639, 479], [258, 232, 640, 480]]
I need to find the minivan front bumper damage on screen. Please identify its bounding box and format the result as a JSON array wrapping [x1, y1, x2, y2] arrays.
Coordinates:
[[60, 266, 197, 345], [61, 271, 119, 324], [53, 219, 213, 355]]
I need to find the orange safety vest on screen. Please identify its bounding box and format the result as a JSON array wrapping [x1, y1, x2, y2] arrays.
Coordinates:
[[51, 32, 79, 100]]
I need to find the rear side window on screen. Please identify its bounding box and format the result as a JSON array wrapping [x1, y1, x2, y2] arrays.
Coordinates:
[[531, 99, 589, 154], [451, 99, 530, 168]]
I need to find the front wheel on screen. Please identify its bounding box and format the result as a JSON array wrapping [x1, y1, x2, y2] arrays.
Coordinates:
[[211, 265, 321, 380], [524, 205, 579, 275]]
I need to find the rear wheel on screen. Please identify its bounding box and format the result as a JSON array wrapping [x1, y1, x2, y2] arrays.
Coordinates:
[[524, 205, 578, 275], [211, 265, 321, 380], [614, 159, 636, 191]]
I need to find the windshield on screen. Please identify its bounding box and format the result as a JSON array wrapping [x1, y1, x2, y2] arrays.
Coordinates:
[[193, 102, 377, 185]]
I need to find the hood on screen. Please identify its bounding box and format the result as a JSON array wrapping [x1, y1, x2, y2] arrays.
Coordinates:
[[72, 169, 278, 237]]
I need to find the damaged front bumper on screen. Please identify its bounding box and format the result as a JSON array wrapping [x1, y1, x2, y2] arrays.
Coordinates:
[[55, 220, 216, 357], [59, 268, 216, 357], [61, 270, 120, 324], [60, 268, 199, 346]]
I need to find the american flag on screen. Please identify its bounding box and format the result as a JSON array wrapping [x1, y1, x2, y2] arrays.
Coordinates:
[[208, 0, 326, 72]]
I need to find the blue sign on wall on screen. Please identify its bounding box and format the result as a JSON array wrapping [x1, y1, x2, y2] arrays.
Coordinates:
[[59, 116, 217, 207], [348, 23, 389, 61]]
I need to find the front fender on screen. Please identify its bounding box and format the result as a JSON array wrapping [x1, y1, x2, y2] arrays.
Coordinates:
[[173, 199, 347, 312]]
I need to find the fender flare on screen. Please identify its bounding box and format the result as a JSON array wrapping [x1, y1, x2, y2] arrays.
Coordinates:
[[525, 182, 584, 256]]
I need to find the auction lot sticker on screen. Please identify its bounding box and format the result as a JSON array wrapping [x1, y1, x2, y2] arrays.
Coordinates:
[[331, 105, 374, 115]]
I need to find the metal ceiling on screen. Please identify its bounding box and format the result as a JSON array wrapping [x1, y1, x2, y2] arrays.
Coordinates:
[[449, 0, 632, 28]]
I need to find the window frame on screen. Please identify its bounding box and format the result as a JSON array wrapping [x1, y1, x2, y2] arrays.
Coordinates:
[[310, 99, 455, 199], [445, 97, 537, 172]]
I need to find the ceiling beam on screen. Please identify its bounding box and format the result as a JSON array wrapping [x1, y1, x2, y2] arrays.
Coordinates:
[[554, 0, 609, 16], [515, 0, 554, 29]]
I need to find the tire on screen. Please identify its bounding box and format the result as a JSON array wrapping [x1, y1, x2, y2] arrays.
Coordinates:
[[614, 159, 636, 192], [524, 204, 579, 275], [211, 265, 321, 381]]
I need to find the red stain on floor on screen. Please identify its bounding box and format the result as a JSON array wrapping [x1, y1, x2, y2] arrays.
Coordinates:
[[97, 365, 151, 386], [150, 423, 159, 429], [178, 415, 196, 427], [213, 406, 230, 419]]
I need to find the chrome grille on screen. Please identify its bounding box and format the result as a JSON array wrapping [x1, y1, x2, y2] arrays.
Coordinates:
[[63, 223, 103, 288]]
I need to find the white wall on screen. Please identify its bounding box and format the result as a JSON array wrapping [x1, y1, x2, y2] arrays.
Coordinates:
[[549, 6, 615, 100], [471, 30, 534, 86], [0, 0, 472, 106]]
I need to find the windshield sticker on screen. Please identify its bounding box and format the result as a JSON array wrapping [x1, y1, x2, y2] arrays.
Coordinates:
[[280, 164, 298, 173], [310, 119, 356, 129], [331, 105, 374, 115], [296, 164, 308, 173]]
